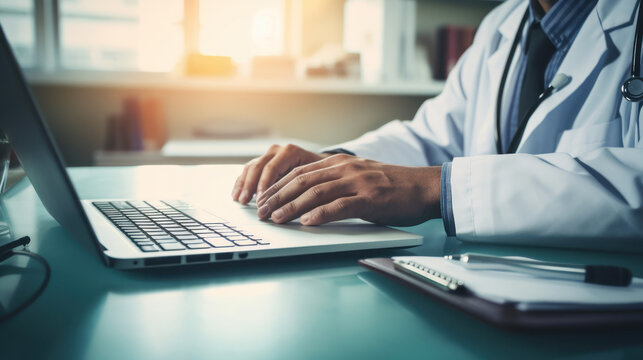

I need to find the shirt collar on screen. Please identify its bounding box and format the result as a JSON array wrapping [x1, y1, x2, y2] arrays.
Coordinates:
[[527, 0, 598, 49]]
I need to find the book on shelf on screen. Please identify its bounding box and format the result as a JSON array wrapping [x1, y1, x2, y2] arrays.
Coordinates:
[[436, 25, 477, 80], [103, 97, 167, 152], [344, 0, 417, 82], [140, 98, 167, 150]]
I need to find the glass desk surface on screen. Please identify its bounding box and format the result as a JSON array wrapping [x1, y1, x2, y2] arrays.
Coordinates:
[[1, 165, 642, 360]]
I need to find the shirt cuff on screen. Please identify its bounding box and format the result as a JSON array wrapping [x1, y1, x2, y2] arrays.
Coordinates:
[[440, 162, 456, 237]]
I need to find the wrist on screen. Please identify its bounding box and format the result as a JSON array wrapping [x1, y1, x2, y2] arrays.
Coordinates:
[[420, 166, 442, 219]]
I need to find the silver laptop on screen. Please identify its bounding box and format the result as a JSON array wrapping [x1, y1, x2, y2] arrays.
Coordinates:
[[0, 25, 422, 269]]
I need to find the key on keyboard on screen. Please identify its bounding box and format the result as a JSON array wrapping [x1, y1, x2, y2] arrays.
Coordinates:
[[93, 201, 270, 252]]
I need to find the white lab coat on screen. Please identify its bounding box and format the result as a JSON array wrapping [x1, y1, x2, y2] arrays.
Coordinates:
[[332, 0, 643, 250]]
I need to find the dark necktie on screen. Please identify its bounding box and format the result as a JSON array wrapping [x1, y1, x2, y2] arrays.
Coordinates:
[[517, 21, 556, 124]]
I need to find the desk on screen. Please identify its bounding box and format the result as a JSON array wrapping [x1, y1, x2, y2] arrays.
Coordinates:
[[1, 166, 643, 359]]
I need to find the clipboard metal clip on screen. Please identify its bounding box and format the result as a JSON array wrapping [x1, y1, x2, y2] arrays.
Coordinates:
[[393, 259, 467, 294]]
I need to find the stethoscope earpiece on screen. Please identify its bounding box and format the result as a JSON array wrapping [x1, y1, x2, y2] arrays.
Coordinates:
[[621, 76, 643, 102]]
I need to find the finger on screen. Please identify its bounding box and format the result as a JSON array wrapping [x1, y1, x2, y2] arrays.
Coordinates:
[[231, 165, 250, 201], [267, 180, 355, 223], [257, 168, 343, 220], [300, 196, 365, 226], [239, 153, 276, 204], [256, 150, 299, 199], [258, 155, 344, 206]]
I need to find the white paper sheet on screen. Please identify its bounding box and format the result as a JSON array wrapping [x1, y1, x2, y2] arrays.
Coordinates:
[[393, 256, 643, 311]]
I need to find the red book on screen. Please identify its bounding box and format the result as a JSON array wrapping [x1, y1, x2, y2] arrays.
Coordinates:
[[122, 97, 143, 151], [140, 98, 166, 150], [438, 25, 477, 79]]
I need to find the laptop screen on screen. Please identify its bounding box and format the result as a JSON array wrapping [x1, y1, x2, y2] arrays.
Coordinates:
[[0, 24, 104, 263]]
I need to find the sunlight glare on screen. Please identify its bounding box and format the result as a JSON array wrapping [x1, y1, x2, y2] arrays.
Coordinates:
[[199, 0, 284, 64], [137, 0, 184, 72]]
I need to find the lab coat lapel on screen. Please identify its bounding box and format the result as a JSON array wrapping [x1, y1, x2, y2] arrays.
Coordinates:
[[516, 0, 636, 152], [485, 4, 528, 92]]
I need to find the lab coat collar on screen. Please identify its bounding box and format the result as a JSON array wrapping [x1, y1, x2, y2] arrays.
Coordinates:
[[496, 0, 637, 40], [498, 1, 530, 41], [596, 0, 639, 32], [497, 0, 636, 36]]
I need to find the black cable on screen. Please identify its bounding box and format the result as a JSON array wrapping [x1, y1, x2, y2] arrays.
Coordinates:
[[0, 236, 31, 255], [0, 249, 51, 322]]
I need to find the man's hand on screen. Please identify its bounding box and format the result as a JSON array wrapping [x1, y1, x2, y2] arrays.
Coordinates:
[[255, 154, 442, 226], [231, 144, 332, 204]]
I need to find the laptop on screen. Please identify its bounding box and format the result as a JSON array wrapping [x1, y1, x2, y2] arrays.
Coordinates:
[[0, 25, 422, 269]]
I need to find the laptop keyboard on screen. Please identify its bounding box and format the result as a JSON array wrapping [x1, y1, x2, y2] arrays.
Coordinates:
[[93, 200, 269, 252]]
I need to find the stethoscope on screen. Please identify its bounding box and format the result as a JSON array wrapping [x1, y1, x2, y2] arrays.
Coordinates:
[[495, 2, 643, 154]]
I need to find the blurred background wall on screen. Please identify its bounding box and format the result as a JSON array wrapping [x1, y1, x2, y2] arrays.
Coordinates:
[[30, 85, 427, 165], [1, 0, 500, 166]]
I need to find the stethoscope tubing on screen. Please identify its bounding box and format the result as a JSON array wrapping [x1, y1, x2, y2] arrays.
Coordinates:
[[632, 0, 643, 78], [495, 11, 530, 154], [622, 0, 643, 102]]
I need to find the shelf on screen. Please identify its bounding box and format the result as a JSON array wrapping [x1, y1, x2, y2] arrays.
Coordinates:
[[93, 150, 263, 166], [25, 71, 445, 97], [94, 138, 326, 166]]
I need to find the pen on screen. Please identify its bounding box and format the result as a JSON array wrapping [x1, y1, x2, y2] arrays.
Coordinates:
[[445, 253, 633, 287]]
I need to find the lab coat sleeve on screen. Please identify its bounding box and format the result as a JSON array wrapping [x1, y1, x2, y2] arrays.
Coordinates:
[[450, 147, 643, 250]]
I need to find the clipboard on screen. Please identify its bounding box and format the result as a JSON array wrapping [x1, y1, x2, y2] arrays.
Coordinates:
[[358, 257, 643, 331]]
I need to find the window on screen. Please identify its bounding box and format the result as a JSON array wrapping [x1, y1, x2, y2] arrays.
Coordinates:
[[0, 0, 35, 67], [0, 0, 290, 73], [0, 0, 351, 78], [57, 0, 286, 72], [199, 0, 284, 64], [59, 0, 183, 72], [0, 0, 345, 77]]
